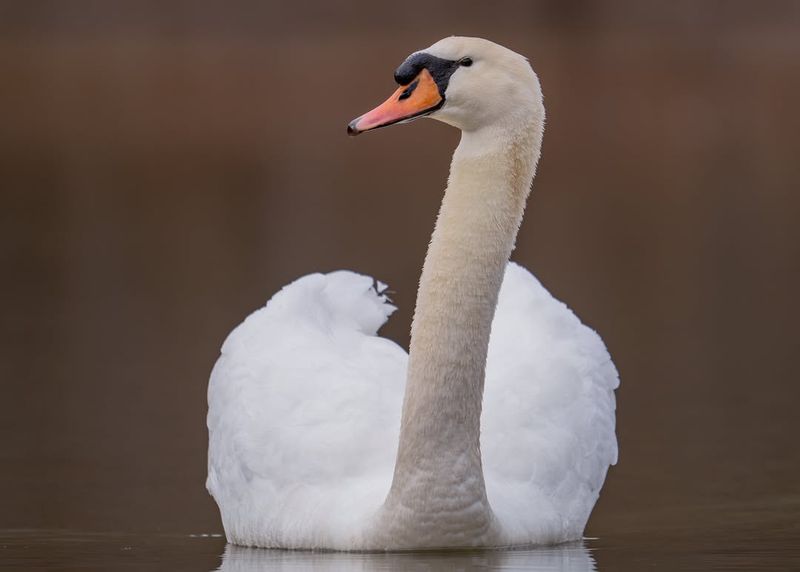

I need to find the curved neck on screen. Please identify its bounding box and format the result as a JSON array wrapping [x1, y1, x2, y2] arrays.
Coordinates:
[[380, 117, 543, 545]]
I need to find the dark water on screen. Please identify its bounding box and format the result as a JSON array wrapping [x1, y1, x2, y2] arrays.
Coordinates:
[[2, 2, 800, 570], [3, 498, 799, 571]]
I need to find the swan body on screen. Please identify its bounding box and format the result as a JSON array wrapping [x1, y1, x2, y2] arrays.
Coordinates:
[[207, 37, 618, 550]]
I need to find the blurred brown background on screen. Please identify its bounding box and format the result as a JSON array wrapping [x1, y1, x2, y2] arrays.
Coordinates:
[[1, 0, 798, 541]]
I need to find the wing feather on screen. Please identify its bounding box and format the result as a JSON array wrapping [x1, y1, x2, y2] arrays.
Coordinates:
[[482, 262, 619, 543], [207, 271, 406, 547]]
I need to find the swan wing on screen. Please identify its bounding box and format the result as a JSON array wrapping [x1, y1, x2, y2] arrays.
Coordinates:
[[207, 271, 407, 548], [482, 262, 619, 543]]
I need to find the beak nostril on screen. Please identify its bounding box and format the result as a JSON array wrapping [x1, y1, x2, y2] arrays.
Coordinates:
[[398, 79, 419, 101]]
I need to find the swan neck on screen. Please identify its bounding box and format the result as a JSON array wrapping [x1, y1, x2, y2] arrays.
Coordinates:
[[379, 115, 542, 545]]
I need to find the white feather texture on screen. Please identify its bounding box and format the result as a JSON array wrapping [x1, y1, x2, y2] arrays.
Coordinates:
[[207, 272, 407, 548], [207, 264, 618, 548]]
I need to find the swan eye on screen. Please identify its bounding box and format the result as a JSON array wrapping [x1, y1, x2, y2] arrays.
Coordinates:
[[459, 57, 473, 67]]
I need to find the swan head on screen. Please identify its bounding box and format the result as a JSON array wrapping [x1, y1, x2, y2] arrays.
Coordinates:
[[347, 36, 543, 135]]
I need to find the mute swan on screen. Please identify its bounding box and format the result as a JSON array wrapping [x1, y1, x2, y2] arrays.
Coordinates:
[[207, 36, 618, 551]]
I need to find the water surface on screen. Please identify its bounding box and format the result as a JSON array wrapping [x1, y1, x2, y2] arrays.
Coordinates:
[[3, 498, 798, 571]]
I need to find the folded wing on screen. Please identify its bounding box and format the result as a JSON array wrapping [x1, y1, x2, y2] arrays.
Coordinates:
[[207, 271, 407, 548], [482, 262, 619, 544]]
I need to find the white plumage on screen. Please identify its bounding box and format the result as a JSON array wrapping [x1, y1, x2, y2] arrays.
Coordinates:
[[208, 264, 617, 548], [207, 36, 619, 550], [208, 271, 406, 548]]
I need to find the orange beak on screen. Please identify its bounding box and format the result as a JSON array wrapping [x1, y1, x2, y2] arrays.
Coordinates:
[[347, 68, 443, 136]]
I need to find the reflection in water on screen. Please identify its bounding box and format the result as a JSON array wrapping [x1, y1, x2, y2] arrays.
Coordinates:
[[217, 542, 596, 572]]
